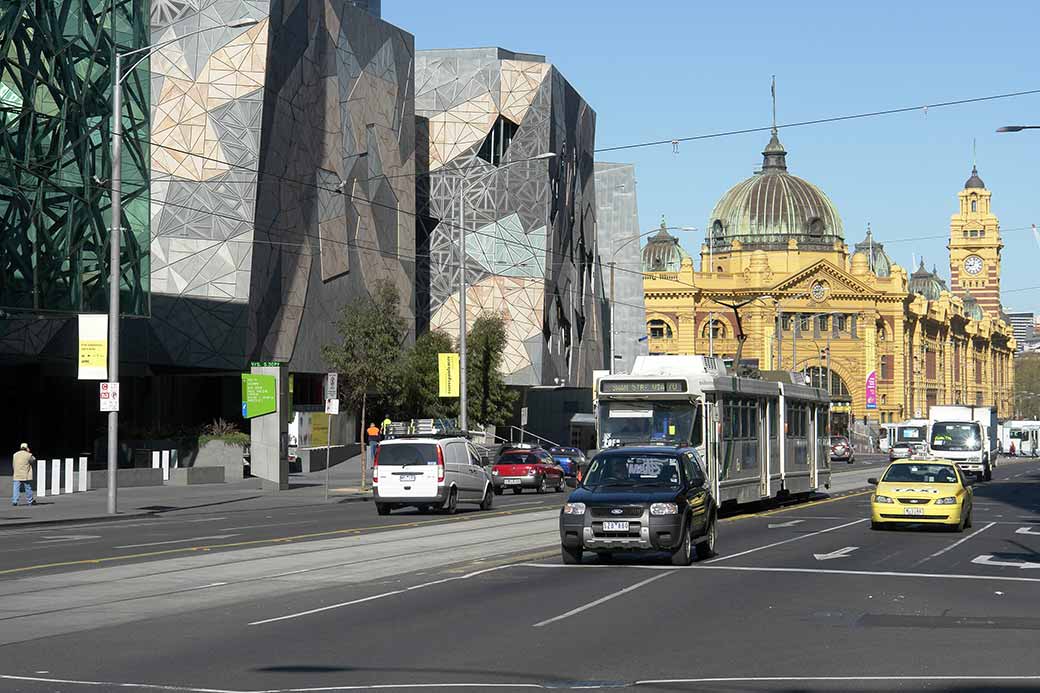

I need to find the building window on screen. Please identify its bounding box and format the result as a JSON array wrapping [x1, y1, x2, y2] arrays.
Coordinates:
[[969, 230, 978, 237], [781, 315, 792, 331], [963, 231, 968, 238], [979, 230, 985, 237], [880, 354, 893, 382], [799, 314, 811, 332], [818, 315, 829, 331], [648, 319, 673, 339], [926, 351, 936, 380], [477, 115, 520, 166], [702, 319, 726, 339], [971, 199, 977, 212], [808, 218, 825, 236], [836, 314, 848, 332]]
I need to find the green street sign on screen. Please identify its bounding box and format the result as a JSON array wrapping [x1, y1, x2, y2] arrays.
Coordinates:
[[241, 373, 277, 419]]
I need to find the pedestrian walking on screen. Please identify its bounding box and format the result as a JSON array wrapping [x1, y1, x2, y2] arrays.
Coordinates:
[[366, 422, 381, 471], [12, 443, 36, 506]]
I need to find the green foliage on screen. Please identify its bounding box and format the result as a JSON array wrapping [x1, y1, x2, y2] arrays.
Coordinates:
[[198, 419, 249, 449], [400, 330, 458, 420], [1015, 354, 1040, 419], [466, 312, 518, 427]]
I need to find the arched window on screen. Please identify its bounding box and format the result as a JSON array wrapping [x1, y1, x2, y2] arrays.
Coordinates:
[[971, 199, 977, 212], [809, 218, 825, 236], [701, 318, 727, 339], [648, 319, 673, 339], [878, 324, 886, 341], [712, 219, 724, 238], [802, 366, 852, 400]]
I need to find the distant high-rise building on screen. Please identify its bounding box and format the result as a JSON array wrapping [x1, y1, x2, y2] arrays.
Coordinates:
[[1007, 311, 1035, 352]]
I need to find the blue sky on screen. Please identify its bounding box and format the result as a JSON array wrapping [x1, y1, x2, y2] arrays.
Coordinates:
[[384, 0, 1040, 311]]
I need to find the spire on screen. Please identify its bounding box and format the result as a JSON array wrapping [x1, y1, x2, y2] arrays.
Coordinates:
[[760, 75, 788, 173], [771, 75, 777, 133], [653, 215, 671, 239]]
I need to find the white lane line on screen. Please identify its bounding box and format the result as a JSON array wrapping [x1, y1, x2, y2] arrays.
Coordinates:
[[249, 564, 518, 626], [767, 520, 804, 528], [34, 534, 101, 544], [532, 571, 673, 628], [704, 518, 868, 564], [114, 534, 239, 549], [916, 521, 995, 565], [697, 564, 1040, 584], [191, 582, 229, 590], [0, 674, 242, 692], [637, 676, 1040, 686], [217, 520, 316, 531]]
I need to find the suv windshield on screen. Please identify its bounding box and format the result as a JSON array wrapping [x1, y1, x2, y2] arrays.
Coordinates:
[[883, 463, 959, 484], [930, 422, 981, 452], [378, 443, 438, 466], [583, 454, 682, 488]]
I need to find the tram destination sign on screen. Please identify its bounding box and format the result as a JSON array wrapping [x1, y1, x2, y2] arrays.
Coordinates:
[[600, 379, 686, 394]]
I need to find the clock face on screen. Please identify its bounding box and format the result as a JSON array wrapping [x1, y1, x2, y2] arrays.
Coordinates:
[[964, 255, 984, 276], [810, 281, 827, 302]]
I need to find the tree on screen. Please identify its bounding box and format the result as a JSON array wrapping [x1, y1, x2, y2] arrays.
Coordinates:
[[400, 330, 457, 420], [1015, 354, 1040, 419], [466, 312, 517, 427], [322, 280, 408, 487]]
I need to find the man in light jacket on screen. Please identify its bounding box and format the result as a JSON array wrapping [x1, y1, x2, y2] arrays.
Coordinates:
[[12, 443, 36, 506]]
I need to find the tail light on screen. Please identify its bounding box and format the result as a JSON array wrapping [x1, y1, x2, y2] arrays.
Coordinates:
[[437, 445, 445, 483], [372, 445, 380, 486]]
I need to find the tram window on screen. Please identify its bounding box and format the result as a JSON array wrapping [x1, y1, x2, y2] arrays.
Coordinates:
[[769, 401, 778, 437]]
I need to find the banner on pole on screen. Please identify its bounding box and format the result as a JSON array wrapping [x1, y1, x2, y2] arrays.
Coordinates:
[[438, 353, 460, 398], [78, 314, 108, 380], [865, 370, 878, 410]]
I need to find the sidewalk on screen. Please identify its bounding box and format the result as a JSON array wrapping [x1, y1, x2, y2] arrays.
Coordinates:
[[0, 454, 374, 528]]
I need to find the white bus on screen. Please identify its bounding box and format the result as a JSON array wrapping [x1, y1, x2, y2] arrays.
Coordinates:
[[1002, 420, 1040, 457], [596, 355, 832, 506]]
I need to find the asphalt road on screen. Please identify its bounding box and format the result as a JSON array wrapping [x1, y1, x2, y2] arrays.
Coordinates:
[[1, 457, 1036, 692]]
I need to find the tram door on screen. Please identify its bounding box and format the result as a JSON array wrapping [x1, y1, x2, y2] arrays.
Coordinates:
[[703, 399, 721, 501], [809, 405, 819, 490], [759, 399, 770, 498]]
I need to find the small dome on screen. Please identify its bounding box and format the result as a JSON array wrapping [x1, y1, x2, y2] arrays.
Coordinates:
[[707, 130, 844, 251], [851, 226, 891, 277], [964, 165, 986, 189], [642, 218, 691, 272], [909, 260, 946, 301], [962, 292, 984, 321]]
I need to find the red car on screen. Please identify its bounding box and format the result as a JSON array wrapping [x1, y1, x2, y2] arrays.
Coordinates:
[[492, 447, 566, 495]]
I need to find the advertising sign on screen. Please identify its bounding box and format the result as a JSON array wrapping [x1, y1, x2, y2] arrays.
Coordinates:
[[438, 353, 460, 398], [99, 382, 120, 411], [78, 314, 108, 380], [865, 370, 878, 410], [241, 374, 277, 419]]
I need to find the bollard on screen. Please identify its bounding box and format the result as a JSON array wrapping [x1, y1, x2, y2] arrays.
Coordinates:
[[51, 459, 61, 496], [37, 460, 46, 498], [161, 450, 170, 482], [64, 457, 73, 494], [77, 457, 87, 492], [171, 448, 179, 469], [152, 450, 160, 473]]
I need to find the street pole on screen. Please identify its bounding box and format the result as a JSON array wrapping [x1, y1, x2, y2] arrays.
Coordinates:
[[324, 415, 333, 502], [609, 261, 616, 373], [791, 313, 797, 372], [107, 51, 123, 515], [458, 195, 468, 432], [708, 311, 714, 357], [775, 303, 782, 370]]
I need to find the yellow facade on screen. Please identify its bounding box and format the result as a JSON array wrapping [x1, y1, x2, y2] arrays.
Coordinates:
[[641, 136, 1014, 429]]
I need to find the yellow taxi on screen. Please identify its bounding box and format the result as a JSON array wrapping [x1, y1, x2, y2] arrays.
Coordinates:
[[868, 458, 974, 532]]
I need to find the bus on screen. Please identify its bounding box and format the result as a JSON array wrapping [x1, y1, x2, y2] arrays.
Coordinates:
[[596, 355, 832, 506], [1001, 420, 1040, 457]]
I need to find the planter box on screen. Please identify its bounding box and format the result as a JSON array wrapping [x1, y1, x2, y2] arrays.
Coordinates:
[[169, 467, 225, 485], [295, 443, 361, 473], [194, 440, 246, 481], [88, 468, 163, 489]]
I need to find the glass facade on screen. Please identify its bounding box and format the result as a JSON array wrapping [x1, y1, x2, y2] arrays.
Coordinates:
[[0, 0, 150, 315]]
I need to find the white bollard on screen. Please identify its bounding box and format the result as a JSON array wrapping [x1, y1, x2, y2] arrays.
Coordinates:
[[77, 457, 87, 492], [171, 448, 179, 469], [51, 459, 61, 496], [64, 458, 73, 494], [37, 460, 46, 498], [151, 450, 160, 473], [161, 450, 170, 482]]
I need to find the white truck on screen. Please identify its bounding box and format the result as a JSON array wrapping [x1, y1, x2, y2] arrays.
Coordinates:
[[927, 405, 998, 481]]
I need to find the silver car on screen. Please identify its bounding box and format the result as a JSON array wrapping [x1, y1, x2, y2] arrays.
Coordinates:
[[373, 436, 494, 515]]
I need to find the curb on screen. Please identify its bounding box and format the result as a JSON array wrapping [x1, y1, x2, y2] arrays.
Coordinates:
[[0, 510, 157, 530]]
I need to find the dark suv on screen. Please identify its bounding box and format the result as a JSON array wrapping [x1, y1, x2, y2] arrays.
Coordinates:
[[559, 446, 717, 566]]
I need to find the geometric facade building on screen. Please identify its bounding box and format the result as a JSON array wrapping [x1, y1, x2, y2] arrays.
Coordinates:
[[415, 47, 606, 386]]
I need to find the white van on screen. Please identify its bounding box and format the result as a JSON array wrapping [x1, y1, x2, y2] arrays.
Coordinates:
[[373, 435, 494, 515]]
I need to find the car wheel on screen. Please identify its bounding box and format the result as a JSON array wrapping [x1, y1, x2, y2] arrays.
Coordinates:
[[984, 466, 993, 482], [964, 506, 973, 529], [537, 475, 548, 494], [561, 543, 582, 565], [671, 524, 694, 566], [493, 487, 503, 496], [441, 487, 458, 515], [555, 476, 565, 492], [376, 502, 391, 516], [871, 520, 886, 530], [696, 516, 717, 560], [479, 484, 493, 510]]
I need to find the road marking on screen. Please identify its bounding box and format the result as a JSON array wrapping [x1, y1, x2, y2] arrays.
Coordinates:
[[217, 520, 316, 531], [114, 534, 240, 549], [706, 518, 868, 564], [0, 674, 242, 692], [34, 534, 101, 544], [532, 571, 674, 628], [767, 520, 804, 528], [697, 563, 1040, 584], [191, 582, 228, 590], [972, 555, 1040, 569], [249, 564, 518, 626], [916, 522, 995, 564], [813, 546, 858, 561], [637, 676, 1040, 687], [1016, 526, 1040, 535]]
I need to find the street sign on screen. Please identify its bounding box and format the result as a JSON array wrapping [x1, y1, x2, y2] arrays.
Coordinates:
[[521, 407, 528, 426], [99, 382, 120, 412], [325, 398, 340, 415], [325, 372, 338, 400], [438, 353, 460, 397], [77, 314, 108, 380], [241, 374, 277, 419]]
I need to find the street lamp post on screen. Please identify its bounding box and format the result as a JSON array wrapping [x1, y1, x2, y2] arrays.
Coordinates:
[[455, 152, 556, 431], [106, 18, 258, 514]]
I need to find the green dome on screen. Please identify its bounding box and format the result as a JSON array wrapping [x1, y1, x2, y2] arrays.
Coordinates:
[[642, 219, 691, 272], [707, 131, 844, 251]]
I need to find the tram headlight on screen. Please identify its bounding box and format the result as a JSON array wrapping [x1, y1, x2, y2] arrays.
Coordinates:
[[873, 494, 894, 504], [650, 503, 679, 515], [563, 503, 586, 515]]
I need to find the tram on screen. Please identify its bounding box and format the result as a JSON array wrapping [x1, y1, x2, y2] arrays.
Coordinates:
[[596, 355, 832, 506], [1001, 420, 1040, 457]]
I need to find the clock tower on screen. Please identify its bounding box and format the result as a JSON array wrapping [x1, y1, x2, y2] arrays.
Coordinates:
[[949, 165, 1002, 318]]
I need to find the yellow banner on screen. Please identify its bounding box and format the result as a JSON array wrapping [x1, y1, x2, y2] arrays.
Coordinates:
[[310, 412, 330, 447], [77, 314, 108, 380], [438, 352, 460, 398]]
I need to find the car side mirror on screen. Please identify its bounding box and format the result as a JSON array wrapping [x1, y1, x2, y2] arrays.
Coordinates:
[[867, 477, 879, 486]]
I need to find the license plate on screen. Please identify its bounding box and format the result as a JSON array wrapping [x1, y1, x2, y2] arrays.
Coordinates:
[[602, 521, 629, 532], [399, 474, 415, 482], [903, 507, 924, 516], [503, 478, 521, 485]]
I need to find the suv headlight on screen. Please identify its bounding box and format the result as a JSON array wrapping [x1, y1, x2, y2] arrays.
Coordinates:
[[563, 503, 586, 515], [650, 503, 679, 515], [874, 494, 894, 504], [935, 496, 957, 505]]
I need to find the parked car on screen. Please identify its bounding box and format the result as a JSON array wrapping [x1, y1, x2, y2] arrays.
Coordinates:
[[559, 445, 718, 565], [547, 446, 587, 478], [830, 436, 855, 463], [373, 435, 494, 515], [492, 446, 566, 494]]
